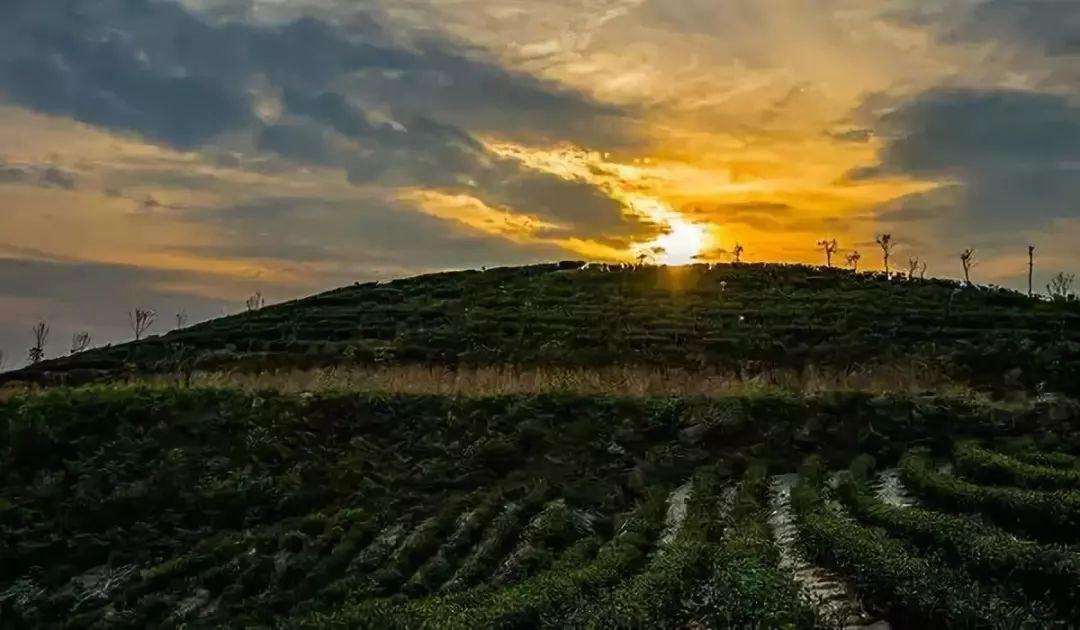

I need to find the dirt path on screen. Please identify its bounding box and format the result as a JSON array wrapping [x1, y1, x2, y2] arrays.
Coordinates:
[[768, 474, 885, 630]]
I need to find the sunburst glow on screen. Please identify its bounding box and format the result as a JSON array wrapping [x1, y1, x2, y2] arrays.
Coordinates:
[[649, 217, 707, 265], [485, 141, 712, 264]]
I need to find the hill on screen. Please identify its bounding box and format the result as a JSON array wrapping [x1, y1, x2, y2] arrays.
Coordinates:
[[4, 262, 1080, 395], [4, 262, 1080, 628]]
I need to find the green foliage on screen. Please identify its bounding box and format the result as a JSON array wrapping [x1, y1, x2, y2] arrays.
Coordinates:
[[954, 440, 1080, 490], [836, 472, 1080, 618], [4, 388, 1080, 627], [901, 449, 1080, 542], [792, 468, 1055, 627], [686, 466, 815, 628], [8, 262, 1080, 394]]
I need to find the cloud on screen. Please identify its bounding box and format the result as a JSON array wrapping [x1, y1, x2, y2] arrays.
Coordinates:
[[203, 195, 570, 270], [0, 1, 630, 148], [0, 0, 647, 246], [952, 1, 1080, 57], [853, 88, 1080, 230], [254, 107, 646, 239], [0, 160, 78, 189]]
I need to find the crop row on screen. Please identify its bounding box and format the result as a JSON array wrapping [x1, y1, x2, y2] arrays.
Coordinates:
[[954, 441, 1080, 490], [791, 459, 1056, 626], [899, 449, 1080, 542], [840, 455, 1080, 618]]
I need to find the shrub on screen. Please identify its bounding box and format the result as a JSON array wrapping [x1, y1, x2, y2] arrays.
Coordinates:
[[954, 441, 1080, 491], [901, 449, 1080, 542], [793, 467, 1054, 627]]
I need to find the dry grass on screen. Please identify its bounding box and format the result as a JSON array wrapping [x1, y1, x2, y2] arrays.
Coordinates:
[[111, 362, 983, 399]]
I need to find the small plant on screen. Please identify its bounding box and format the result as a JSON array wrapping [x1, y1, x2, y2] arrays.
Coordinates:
[[129, 308, 156, 341], [1028, 245, 1036, 298], [70, 332, 92, 354], [960, 249, 976, 285], [817, 238, 838, 267], [28, 320, 49, 364], [876, 234, 895, 276], [246, 292, 266, 312], [1047, 272, 1075, 300], [846, 250, 861, 272], [732, 243, 745, 264]]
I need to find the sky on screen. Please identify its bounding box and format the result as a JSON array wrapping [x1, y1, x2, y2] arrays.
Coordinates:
[[1, 0, 1078, 366]]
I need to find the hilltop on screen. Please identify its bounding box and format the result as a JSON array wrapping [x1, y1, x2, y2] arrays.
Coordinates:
[[4, 262, 1079, 395]]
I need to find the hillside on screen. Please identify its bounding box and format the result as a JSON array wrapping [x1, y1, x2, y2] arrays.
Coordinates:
[[4, 263, 1080, 628], [3, 388, 1080, 628], [5, 262, 1080, 395]]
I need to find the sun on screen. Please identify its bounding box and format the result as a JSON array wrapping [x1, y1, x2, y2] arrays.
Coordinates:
[[649, 216, 707, 265]]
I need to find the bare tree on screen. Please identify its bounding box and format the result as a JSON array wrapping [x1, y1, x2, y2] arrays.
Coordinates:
[[919, 260, 928, 280], [907, 257, 921, 279], [1028, 245, 1036, 298], [960, 249, 976, 285], [817, 238, 838, 267], [176, 309, 188, 330], [1048, 272, 1075, 300], [29, 321, 49, 364], [71, 331, 92, 354], [846, 250, 861, 272], [732, 243, 745, 264], [875, 234, 895, 276], [245, 292, 265, 312], [129, 309, 156, 341]]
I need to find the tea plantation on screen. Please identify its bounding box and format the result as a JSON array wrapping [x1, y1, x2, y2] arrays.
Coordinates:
[[5, 262, 1080, 394], [4, 262, 1080, 628]]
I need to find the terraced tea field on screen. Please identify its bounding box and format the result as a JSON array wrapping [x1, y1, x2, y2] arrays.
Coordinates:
[[2, 387, 1080, 628], [3, 263, 1080, 627]]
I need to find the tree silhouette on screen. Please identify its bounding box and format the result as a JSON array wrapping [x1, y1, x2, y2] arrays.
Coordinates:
[[960, 249, 976, 285], [732, 243, 745, 264], [907, 257, 920, 279], [129, 309, 156, 341], [846, 250, 861, 272], [1048, 272, 1075, 300], [1028, 245, 1036, 298], [176, 309, 188, 330], [71, 331, 92, 354], [876, 234, 895, 276], [29, 321, 49, 364], [817, 238, 838, 267], [246, 292, 265, 312]]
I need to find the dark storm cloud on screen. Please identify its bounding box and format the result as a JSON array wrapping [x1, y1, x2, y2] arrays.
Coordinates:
[[854, 88, 1080, 230]]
